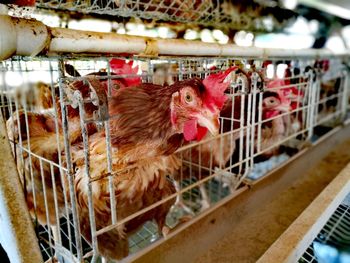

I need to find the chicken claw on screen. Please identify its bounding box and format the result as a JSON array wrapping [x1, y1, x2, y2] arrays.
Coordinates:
[[177, 201, 196, 216], [172, 181, 196, 216], [199, 184, 211, 212], [200, 199, 210, 212], [178, 215, 193, 223], [162, 226, 171, 237], [162, 215, 193, 237], [117, 224, 127, 240], [161, 214, 193, 238]]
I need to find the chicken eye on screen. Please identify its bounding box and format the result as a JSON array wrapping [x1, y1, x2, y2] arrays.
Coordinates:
[[185, 92, 193, 103], [264, 97, 278, 106]]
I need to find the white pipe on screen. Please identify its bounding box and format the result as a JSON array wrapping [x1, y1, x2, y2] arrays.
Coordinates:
[[0, 15, 349, 60], [0, 15, 49, 60], [0, 15, 16, 61], [156, 39, 222, 56], [13, 17, 49, 57], [49, 27, 146, 55]]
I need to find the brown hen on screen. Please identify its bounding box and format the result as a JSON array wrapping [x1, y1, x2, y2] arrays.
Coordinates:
[[6, 110, 65, 227], [69, 76, 226, 260]]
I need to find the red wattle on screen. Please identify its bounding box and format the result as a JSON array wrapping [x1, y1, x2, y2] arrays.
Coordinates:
[[265, 110, 280, 119], [196, 126, 208, 141], [183, 119, 198, 141], [291, 102, 298, 110]]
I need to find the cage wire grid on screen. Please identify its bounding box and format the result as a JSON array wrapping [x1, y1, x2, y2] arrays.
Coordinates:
[[299, 193, 350, 263], [26, 0, 295, 32], [0, 55, 349, 262]]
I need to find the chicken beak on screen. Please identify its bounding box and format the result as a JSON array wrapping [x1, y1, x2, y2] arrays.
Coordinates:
[[275, 103, 291, 113], [196, 109, 220, 136]]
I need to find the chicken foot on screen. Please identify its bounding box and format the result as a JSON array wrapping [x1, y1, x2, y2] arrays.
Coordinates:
[[117, 224, 127, 239], [159, 215, 193, 238], [172, 180, 196, 216], [214, 167, 239, 193], [43, 225, 60, 263], [51, 225, 60, 246], [199, 184, 211, 211]]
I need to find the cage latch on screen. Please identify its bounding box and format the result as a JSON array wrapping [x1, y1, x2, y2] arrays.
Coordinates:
[[86, 76, 109, 123]]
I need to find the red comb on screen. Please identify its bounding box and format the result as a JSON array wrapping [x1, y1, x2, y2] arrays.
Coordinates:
[[110, 59, 141, 87], [10, 0, 36, 6], [267, 78, 304, 110], [267, 78, 285, 90], [290, 86, 304, 97], [202, 66, 238, 111], [262, 60, 272, 68], [267, 78, 292, 106]]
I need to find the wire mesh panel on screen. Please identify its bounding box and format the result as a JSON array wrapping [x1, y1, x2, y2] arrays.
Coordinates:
[[299, 193, 350, 263], [31, 0, 296, 32], [0, 55, 349, 262]]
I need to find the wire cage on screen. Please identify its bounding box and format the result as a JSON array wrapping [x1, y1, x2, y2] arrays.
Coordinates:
[[30, 0, 296, 32], [299, 193, 350, 263], [0, 54, 349, 262]]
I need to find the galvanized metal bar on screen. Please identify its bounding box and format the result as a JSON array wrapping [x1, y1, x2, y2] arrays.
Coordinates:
[[0, 113, 43, 263], [57, 59, 84, 260], [20, 62, 39, 223], [305, 70, 315, 139], [38, 159, 54, 257], [75, 91, 99, 262], [49, 163, 62, 246], [249, 77, 258, 171], [341, 68, 349, 120], [49, 60, 67, 249]]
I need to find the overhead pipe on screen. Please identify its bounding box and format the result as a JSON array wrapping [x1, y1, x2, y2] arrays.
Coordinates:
[[0, 14, 349, 61]]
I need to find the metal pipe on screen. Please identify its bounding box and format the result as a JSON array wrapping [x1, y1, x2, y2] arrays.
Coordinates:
[[0, 15, 349, 60], [0, 15, 49, 60], [0, 114, 43, 263]]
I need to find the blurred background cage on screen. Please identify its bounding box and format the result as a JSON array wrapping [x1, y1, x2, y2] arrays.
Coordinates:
[[1, 1, 350, 263]]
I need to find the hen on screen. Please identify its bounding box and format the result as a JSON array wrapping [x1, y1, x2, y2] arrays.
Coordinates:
[[4, 59, 140, 253], [214, 73, 293, 190], [6, 110, 65, 244], [68, 74, 227, 260], [256, 78, 292, 159], [176, 66, 249, 210], [281, 66, 307, 151], [318, 77, 342, 126]]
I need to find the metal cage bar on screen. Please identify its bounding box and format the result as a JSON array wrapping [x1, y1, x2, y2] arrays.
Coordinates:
[[0, 53, 349, 262], [0, 114, 43, 263], [0, 15, 349, 61], [28, 0, 295, 32]]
